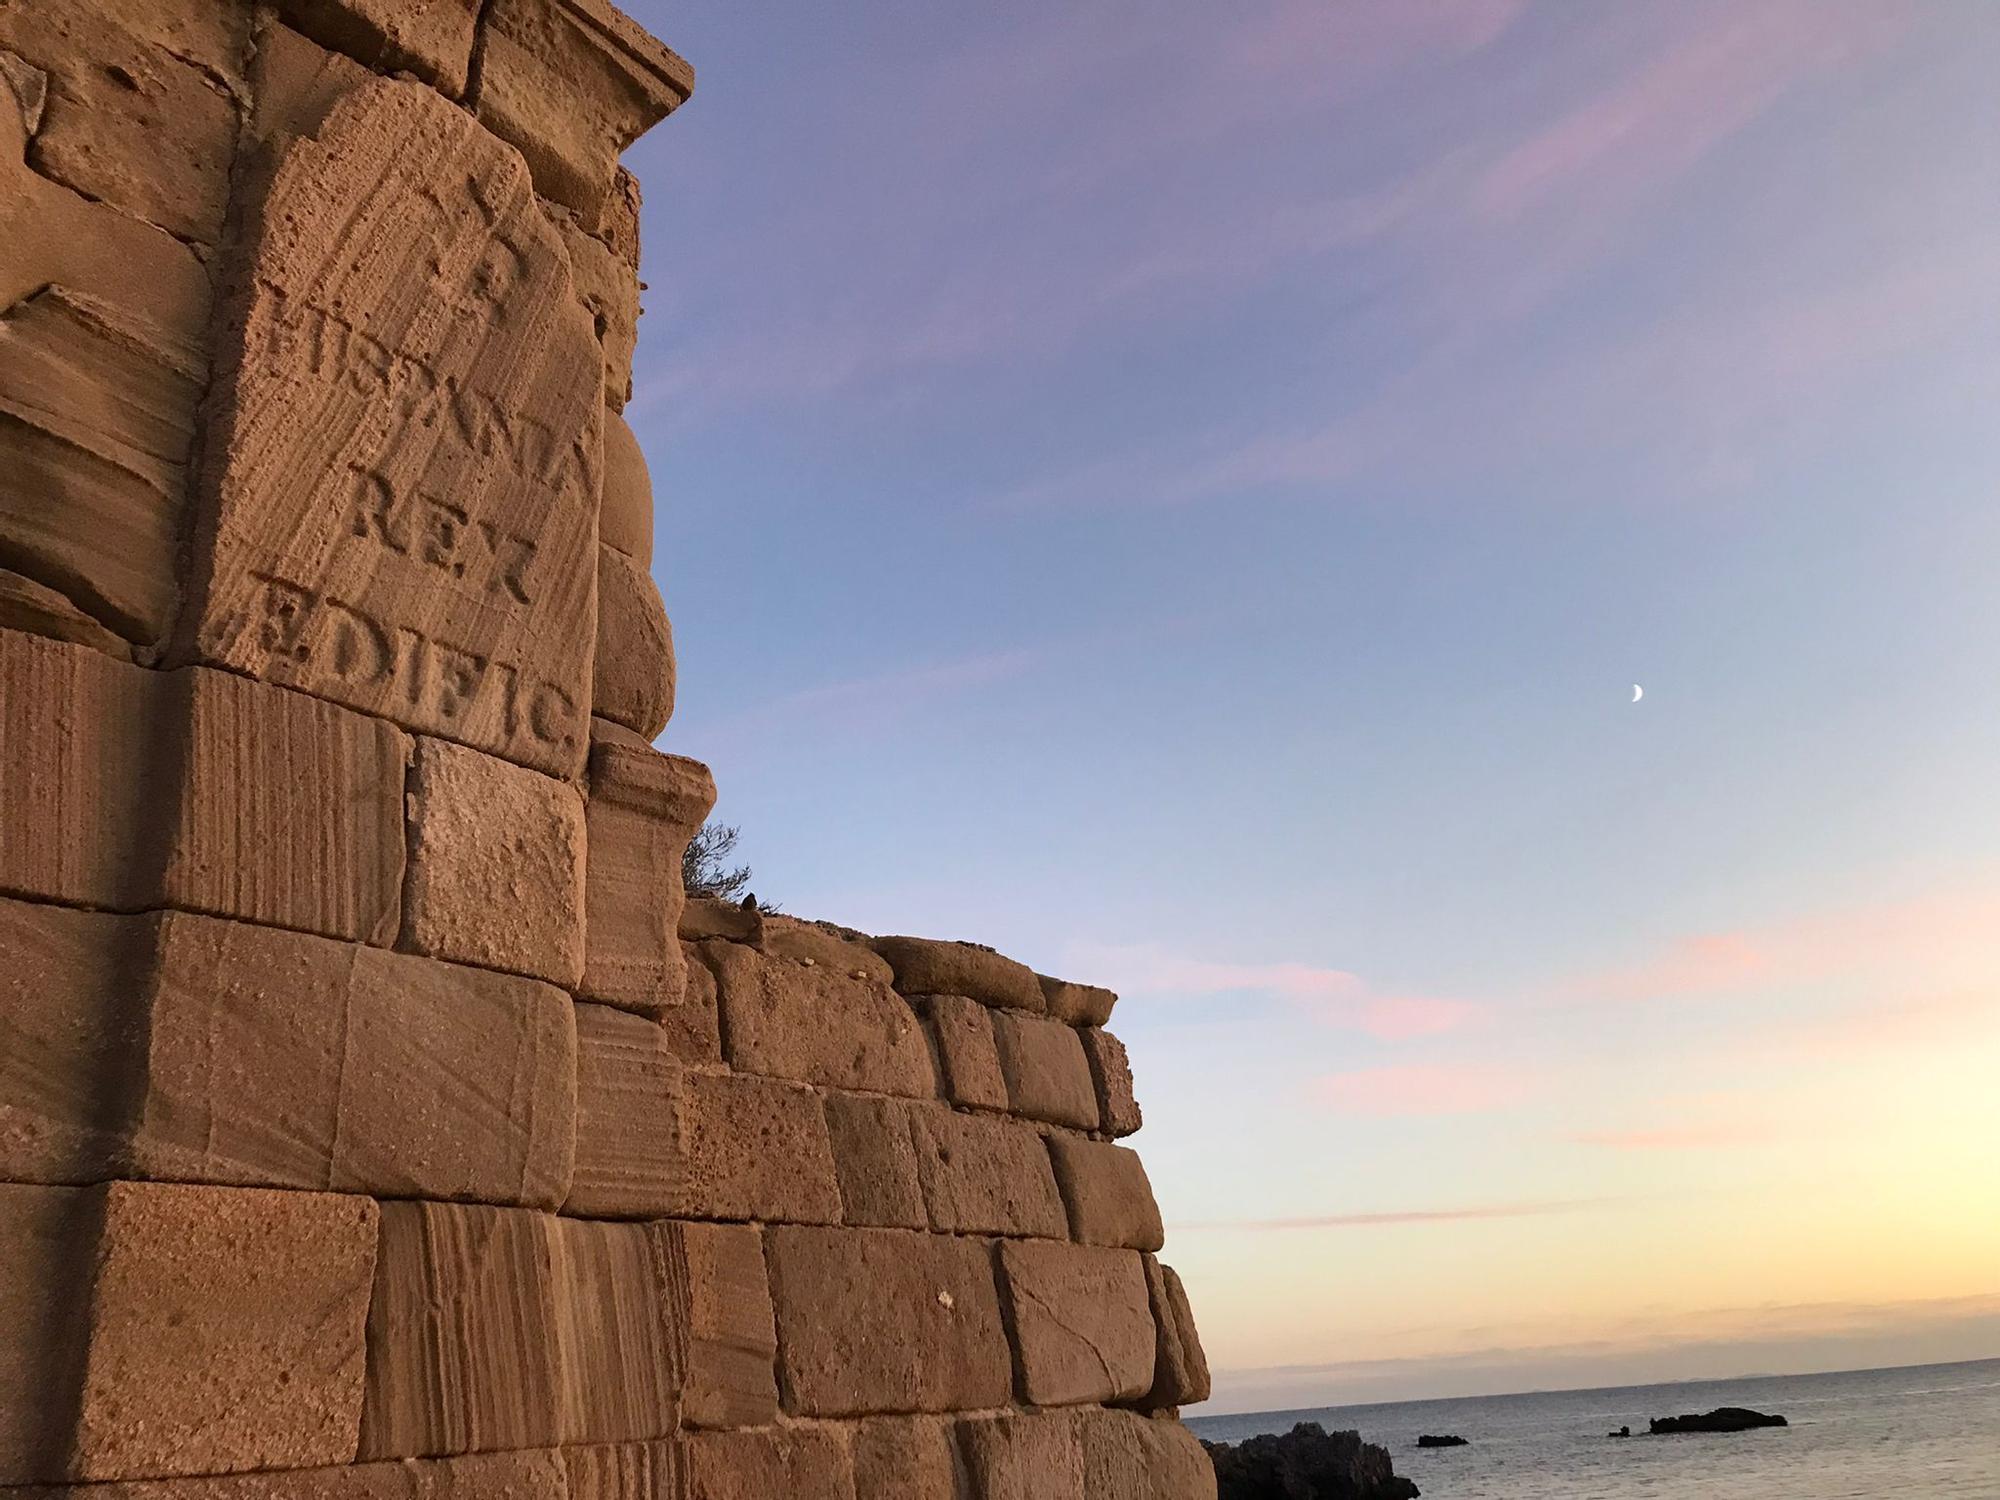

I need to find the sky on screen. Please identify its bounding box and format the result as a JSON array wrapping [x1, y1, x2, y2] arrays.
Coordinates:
[[614, 0, 2000, 1412]]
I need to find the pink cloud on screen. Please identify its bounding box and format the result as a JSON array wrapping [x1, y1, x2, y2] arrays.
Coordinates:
[[1070, 943, 1479, 1040], [1310, 1062, 1534, 1118]]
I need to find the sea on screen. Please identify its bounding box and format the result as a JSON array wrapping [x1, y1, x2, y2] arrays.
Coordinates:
[[1185, 1358, 2000, 1498]]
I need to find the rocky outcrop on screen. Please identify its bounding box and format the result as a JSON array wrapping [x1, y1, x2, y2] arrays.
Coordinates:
[[1648, 1406, 1788, 1434], [1205, 1422, 1420, 1499], [1415, 1434, 1467, 1447]]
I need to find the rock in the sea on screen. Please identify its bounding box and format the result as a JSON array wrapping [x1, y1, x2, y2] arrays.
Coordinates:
[[1648, 1407, 1788, 1435], [1415, 1434, 1467, 1448], [1204, 1422, 1421, 1499]]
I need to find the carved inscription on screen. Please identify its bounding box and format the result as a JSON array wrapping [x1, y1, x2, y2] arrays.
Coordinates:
[[185, 79, 602, 775]]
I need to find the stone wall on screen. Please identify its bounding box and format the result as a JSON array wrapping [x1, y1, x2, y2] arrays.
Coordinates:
[[0, 2, 1213, 1496]]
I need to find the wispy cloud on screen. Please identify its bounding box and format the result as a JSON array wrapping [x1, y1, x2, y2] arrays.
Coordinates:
[[1309, 1062, 1535, 1118], [1067, 942, 1479, 1040], [1570, 1124, 1778, 1152], [1174, 1198, 1599, 1233]]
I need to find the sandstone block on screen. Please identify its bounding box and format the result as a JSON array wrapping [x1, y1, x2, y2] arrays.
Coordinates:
[[601, 166, 644, 272], [184, 79, 603, 777], [709, 941, 934, 1097], [1047, 1136, 1164, 1252], [582, 734, 713, 1015], [472, 0, 694, 218], [872, 935, 1044, 1013], [551, 205, 640, 410], [680, 899, 762, 943], [554, 1217, 680, 1444], [653, 1221, 778, 1430], [164, 665, 410, 944], [1076, 1409, 1217, 1500], [244, 20, 373, 161], [277, 0, 481, 96], [566, 1004, 683, 1218], [758, 915, 896, 986], [593, 545, 676, 739], [990, 1010, 1098, 1130], [663, 940, 723, 1064], [600, 413, 653, 564], [958, 1413, 1084, 1500], [0, 570, 135, 661], [851, 1418, 959, 1500], [922, 994, 1008, 1111], [669, 1072, 841, 1225], [1145, 1259, 1212, 1408], [823, 1093, 926, 1230], [766, 1227, 1013, 1417], [0, 899, 575, 1205], [74, 1182, 379, 1480], [1082, 1026, 1143, 1137], [7, 1450, 572, 1500], [360, 1202, 564, 1458], [908, 1106, 1066, 1240], [136, 912, 574, 1205], [562, 1442, 680, 1500], [684, 1428, 855, 1500], [1039, 973, 1117, 1027], [0, 0, 246, 244], [0, 57, 212, 654], [402, 738, 585, 987], [997, 1241, 1156, 1407]]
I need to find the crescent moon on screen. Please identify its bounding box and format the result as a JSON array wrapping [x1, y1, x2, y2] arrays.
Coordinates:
[[1632, 684, 1644, 703]]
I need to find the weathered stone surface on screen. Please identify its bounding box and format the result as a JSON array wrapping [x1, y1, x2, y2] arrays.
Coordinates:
[[600, 413, 652, 565], [990, 1010, 1098, 1130], [1082, 1026, 1142, 1138], [550, 205, 639, 410], [851, 1418, 959, 1500], [679, 898, 761, 944], [244, 18, 373, 159], [0, 898, 573, 1204], [0, 0, 245, 245], [709, 941, 934, 1097], [553, 1217, 679, 1444], [184, 79, 603, 778], [923, 994, 1009, 1111], [1047, 1136, 1164, 1252], [683, 1428, 855, 1500], [668, 1072, 841, 1225], [402, 738, 586, 987], [473, 0, 694, 218], [0, 570, 135, 660], [663, 941, 723, 1064], [136, 912, 574, 1205], [0, 1184, 93, 1484], [1039, 973, 1117, 1027], [823, 1093, 926, 1230], [360, 1202, 564, 1459], [582, 734, 713, 1015], [997, 1241, 1155, 1407], [766, 1227, 1013, 1417], [593, 545, 676, 739], [74, 1182, 380, 1481], [561, 1442, 680, 1500], [652, 1221, 777, 1431], [0, 56, 212, 653], [277, 0, 480, 96], [958, 1413, 1085, 1500], [600, 166, 644, 272], [873, 936, 1045, 1013], [1076, 1409, 1217, 1500], [759, 916, 896, 985], [1, 631, 408, 943], [1145, 1259, 1212, 1408], [566, 1004, 682, 1218], [908, 1106, 1066, 1240], [12, 1450, 571, 1500]]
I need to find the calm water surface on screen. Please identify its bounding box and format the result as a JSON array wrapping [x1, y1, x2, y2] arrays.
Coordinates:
[[1187, 1358, 2000, 1499]]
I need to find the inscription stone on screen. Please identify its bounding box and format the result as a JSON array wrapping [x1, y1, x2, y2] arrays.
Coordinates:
[[183, 78, 603, 777]]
